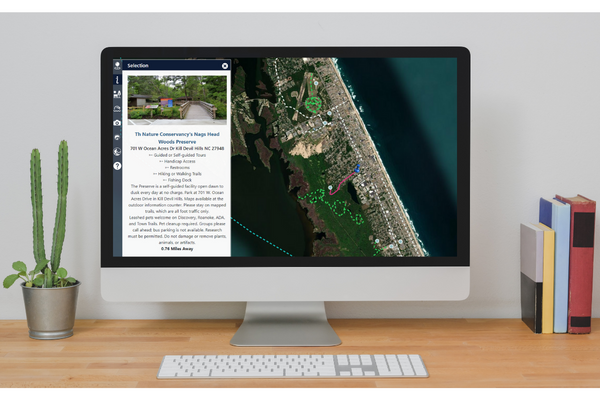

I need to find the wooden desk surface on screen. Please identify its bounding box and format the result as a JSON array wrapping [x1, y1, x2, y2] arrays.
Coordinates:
[[1, 318, 599, 388]]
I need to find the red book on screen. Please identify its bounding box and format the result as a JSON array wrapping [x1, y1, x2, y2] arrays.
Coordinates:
[[555, 194, 596, 334]]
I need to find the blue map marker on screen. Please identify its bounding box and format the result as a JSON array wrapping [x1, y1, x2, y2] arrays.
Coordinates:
[[354, 164, 361, 173]]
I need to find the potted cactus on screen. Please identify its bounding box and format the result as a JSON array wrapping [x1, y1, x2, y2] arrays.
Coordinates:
[[3, 140, 80, 340]]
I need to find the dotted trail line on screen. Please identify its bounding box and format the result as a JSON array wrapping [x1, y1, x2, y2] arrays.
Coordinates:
[[231, 217, 293, 257], [298, 189, 364, 226]]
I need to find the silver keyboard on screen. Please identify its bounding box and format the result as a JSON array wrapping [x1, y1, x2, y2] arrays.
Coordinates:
[[157, 354, 428, 378]]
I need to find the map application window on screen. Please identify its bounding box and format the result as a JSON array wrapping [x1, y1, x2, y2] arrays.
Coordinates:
[[111, 57, 459, 259]]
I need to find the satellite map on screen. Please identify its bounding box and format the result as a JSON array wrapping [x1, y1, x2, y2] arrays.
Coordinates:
[[229, 57, 457, 258]]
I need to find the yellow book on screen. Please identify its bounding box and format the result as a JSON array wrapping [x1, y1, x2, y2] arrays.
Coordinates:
[[535, 223, 555, 333]]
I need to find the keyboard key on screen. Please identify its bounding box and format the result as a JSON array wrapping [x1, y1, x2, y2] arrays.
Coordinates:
[[351, 368, 363, 376], [336, 355, 349, 365], [409, 355, 425, 367], [265, 370, 285, 377], [317, 368, 336, 375], [376, 363, 390, 373], [319, 370, 337, 376]]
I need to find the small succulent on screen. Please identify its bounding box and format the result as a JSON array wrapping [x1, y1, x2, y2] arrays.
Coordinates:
[[4, 260, 75, 289]]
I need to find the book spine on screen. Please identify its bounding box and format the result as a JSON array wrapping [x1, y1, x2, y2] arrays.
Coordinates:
[[520, 224, 544, 334], [552, 203, 570, 333], [540, 225, 555, 334], [539, 198, 552, 227], [556, 195, 596, 334]]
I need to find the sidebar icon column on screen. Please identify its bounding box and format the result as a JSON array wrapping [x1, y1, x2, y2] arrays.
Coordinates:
[[112, 60, 123, 256], [113, 60, 123, 170]]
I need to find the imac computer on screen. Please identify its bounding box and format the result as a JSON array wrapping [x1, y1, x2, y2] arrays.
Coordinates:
[[101, 47, 470, 346]]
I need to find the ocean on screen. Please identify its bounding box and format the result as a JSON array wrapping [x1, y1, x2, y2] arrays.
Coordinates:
[[335, 57, 458, 257]]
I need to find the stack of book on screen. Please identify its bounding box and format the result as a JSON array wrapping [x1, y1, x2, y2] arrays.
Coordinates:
[[520, 194, 596, 334]]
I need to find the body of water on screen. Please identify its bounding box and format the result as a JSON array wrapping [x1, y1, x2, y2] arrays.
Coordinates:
[[335, 57, 458, 257]]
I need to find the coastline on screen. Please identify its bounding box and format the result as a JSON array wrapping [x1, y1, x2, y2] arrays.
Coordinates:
[[328, 58, 426, 257]]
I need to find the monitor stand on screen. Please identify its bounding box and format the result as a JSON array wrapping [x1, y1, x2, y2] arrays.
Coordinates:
[[230, 301, 341, 346]]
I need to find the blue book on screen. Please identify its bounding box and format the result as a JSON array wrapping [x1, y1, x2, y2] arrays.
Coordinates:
[[539, 197, 571, 333]]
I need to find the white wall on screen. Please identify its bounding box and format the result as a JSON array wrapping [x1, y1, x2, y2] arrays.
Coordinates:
[[1, 13, 599, 320]]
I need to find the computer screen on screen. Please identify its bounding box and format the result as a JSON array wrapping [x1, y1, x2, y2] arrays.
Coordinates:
[[102, 47, 469, 267], [101, 47, 470, 345]]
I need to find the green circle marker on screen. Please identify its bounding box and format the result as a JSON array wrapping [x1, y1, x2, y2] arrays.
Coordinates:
[[305, 96, 322, 113]]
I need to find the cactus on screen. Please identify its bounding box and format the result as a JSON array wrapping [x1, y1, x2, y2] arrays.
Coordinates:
[[30, 149, 46, 265], [44, 266, 52, 288], [4, 141, 72, 290], [50, 141, 68, 272], [29, 141, 68, 275]]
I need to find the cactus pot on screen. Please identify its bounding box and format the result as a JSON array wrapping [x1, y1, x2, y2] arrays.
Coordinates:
[[21, 281, 81, 340]]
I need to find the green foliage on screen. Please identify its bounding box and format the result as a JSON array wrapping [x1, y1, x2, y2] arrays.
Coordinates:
[[201, 76, 227, 103], [5, 141, 74, 290], [129, 109, 153, 119], [127, 75, 208, 100], [193, 76, 228, 120], [3, 260, 76, 289], [128, 76, 160, 96], [129, 106, 183, 120], [211, 100, 227, 119], [160, 106, 181, 119], [160, 108, 173, 118], [129, 110, 143, 119]]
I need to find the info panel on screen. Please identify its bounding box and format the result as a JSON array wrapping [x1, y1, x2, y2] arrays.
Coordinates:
[[112, 59, 232, 257]]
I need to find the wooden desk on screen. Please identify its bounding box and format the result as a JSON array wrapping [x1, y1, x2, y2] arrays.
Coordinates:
[[1, 319, 599, 388]]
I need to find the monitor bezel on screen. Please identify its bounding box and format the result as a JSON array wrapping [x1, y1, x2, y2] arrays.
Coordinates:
[[101, 46, 470, 268]]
